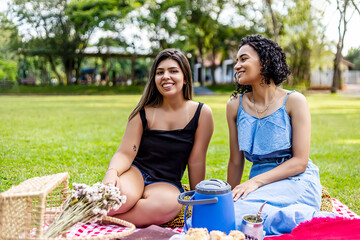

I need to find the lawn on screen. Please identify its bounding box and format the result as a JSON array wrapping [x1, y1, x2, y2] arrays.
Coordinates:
[[0, 93, 359, 214]]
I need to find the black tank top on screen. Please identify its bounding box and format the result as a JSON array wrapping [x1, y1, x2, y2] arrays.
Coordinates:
[[132, 102, 204, 189]]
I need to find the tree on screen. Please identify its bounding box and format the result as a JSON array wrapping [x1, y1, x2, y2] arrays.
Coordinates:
[[260, 0, 329, 87], [136, 0, 181, 51], [136, 0, 211, 83], [264, 0, 280, 43], [345, 47, 360, 70], [0, 14, 22, 83], [135, 0, 254, 85], [174, 0, 253, 85], [68, 0, 142, 84], [9, 0, 140, 84], [283, 0, 314, 86], [331, 0, 359, 92]]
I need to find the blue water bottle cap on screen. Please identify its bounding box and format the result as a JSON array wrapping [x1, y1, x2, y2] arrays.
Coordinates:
[[195, 179, 231, 195]]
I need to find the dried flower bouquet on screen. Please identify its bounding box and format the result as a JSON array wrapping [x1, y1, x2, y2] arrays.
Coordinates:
[[44, 182, 126, 238]]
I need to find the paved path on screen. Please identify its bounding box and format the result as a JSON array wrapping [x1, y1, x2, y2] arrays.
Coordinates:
[[339, 84, 360, 95], [193, 86, 215, 95]]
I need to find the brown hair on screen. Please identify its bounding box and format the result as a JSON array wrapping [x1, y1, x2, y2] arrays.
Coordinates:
[[128, 49, 193, 120]]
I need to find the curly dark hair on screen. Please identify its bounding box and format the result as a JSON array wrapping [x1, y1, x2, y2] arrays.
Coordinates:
[[231, 35, 290, 97]]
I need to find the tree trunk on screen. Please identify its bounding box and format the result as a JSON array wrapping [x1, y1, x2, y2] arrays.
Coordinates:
[[131, 56, 135, 85], [64, 58, 74, 85], [107, 59, 115, 85], [265, 0, 280, 43], [331, 0, 350, 93], [48, 56, 63, 84], [74, 56, 83, 85], [211, 49, 217, 85], [290, 49, 299, 85], [197, 38, 204, 86], [299, 41, 311, 86], [210, 65, 216, 86], [331, 45, 342, 93], [303, 50, 311, 87], [41, 66, 48, 85]]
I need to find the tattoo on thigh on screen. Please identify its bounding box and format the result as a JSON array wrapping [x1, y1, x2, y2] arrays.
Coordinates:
[[133, 144, 137, 152]]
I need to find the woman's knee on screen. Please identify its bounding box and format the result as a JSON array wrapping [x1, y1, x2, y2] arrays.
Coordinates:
[[110, 167, 144, 214], [144, 190, 182, 224], [144, 200, 181, 224]]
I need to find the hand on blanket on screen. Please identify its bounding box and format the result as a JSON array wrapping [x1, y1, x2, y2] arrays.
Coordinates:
[[232, 179, 262, 201]]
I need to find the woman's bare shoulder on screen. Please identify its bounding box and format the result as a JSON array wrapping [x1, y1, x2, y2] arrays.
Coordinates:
[[199, 102, 212, 115], [285, 91, 309, 116], [128, 111, 142, 125], [195, 102, 214, 134], [286, 91, 308, 106], [227, 94, 241, 111]]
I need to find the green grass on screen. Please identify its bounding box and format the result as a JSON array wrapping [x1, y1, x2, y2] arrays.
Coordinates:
[[1, 93, 359, 214]]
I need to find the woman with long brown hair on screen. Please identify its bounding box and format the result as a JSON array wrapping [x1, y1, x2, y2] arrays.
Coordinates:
[[103, 49, 214, 227]]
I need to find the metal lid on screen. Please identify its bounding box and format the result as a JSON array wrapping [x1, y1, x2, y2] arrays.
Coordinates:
[[195, 179, 231, 195]]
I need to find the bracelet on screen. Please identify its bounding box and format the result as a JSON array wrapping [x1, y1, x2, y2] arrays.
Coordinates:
[[107, 167, 120, 177]]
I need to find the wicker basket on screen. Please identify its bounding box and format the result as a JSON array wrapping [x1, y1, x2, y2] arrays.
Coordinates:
[[0, 172, 135, 240]]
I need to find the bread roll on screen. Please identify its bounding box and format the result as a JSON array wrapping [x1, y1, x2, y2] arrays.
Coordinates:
[[209, 230, 226, 240], [228, 230, 245, 240], [185, 228, 210, 240], [219, 236, 234, 240]]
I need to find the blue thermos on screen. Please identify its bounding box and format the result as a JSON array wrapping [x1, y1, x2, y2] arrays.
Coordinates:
[[177, 179, 236, 234]]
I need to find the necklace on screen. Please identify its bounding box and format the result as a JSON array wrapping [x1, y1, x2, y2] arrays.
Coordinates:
[[251, 89, 277, 126]]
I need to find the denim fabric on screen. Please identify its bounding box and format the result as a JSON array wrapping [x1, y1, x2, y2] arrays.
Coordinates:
[[235, 91, 335, 236], [132, 165, 184, 193]]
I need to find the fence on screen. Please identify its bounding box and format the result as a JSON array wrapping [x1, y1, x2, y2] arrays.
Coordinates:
[[311, 70, 360, 88], [344, 71, 360, 84]]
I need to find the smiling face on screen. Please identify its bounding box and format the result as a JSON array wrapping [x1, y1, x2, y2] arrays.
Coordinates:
[[234, 44, 262, 85], [155, 58, 185, 97]]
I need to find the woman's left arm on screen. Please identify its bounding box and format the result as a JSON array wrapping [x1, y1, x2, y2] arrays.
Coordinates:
[[236, 92, 311, 199], [188, 104, 214, 190]]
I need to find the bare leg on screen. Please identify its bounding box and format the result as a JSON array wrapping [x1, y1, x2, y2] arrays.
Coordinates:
[[111, 182, 182, 227], [108, 166, 144, 215]]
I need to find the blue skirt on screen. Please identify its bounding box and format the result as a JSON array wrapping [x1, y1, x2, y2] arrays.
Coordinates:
[[234, 160, 335, 236]]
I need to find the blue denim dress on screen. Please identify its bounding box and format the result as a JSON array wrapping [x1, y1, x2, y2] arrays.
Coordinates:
[[235, 91, 334, 236]]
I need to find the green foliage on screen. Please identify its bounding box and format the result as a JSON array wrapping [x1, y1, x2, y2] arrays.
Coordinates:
[[8, 0, 142, 84], [345, 47, 360, 70], [67, 0, 142, 32], [259, 0, 334, 87], [135, 0, 254, 84], [280, 0, 321, 86], [0, 94, 359, 214], [136, 0, 182, 50], [0, 59, 17, 82], [0, 14, 22, 82], [174, 0, 254, 84], [1, 0, 346, 88]]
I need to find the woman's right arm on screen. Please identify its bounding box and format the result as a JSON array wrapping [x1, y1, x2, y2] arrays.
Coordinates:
[[226, 96, 245, 190], [102, 112, 143, 186]]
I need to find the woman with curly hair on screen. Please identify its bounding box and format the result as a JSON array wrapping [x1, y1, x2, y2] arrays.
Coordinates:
[[227, 35, 333, 236]]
